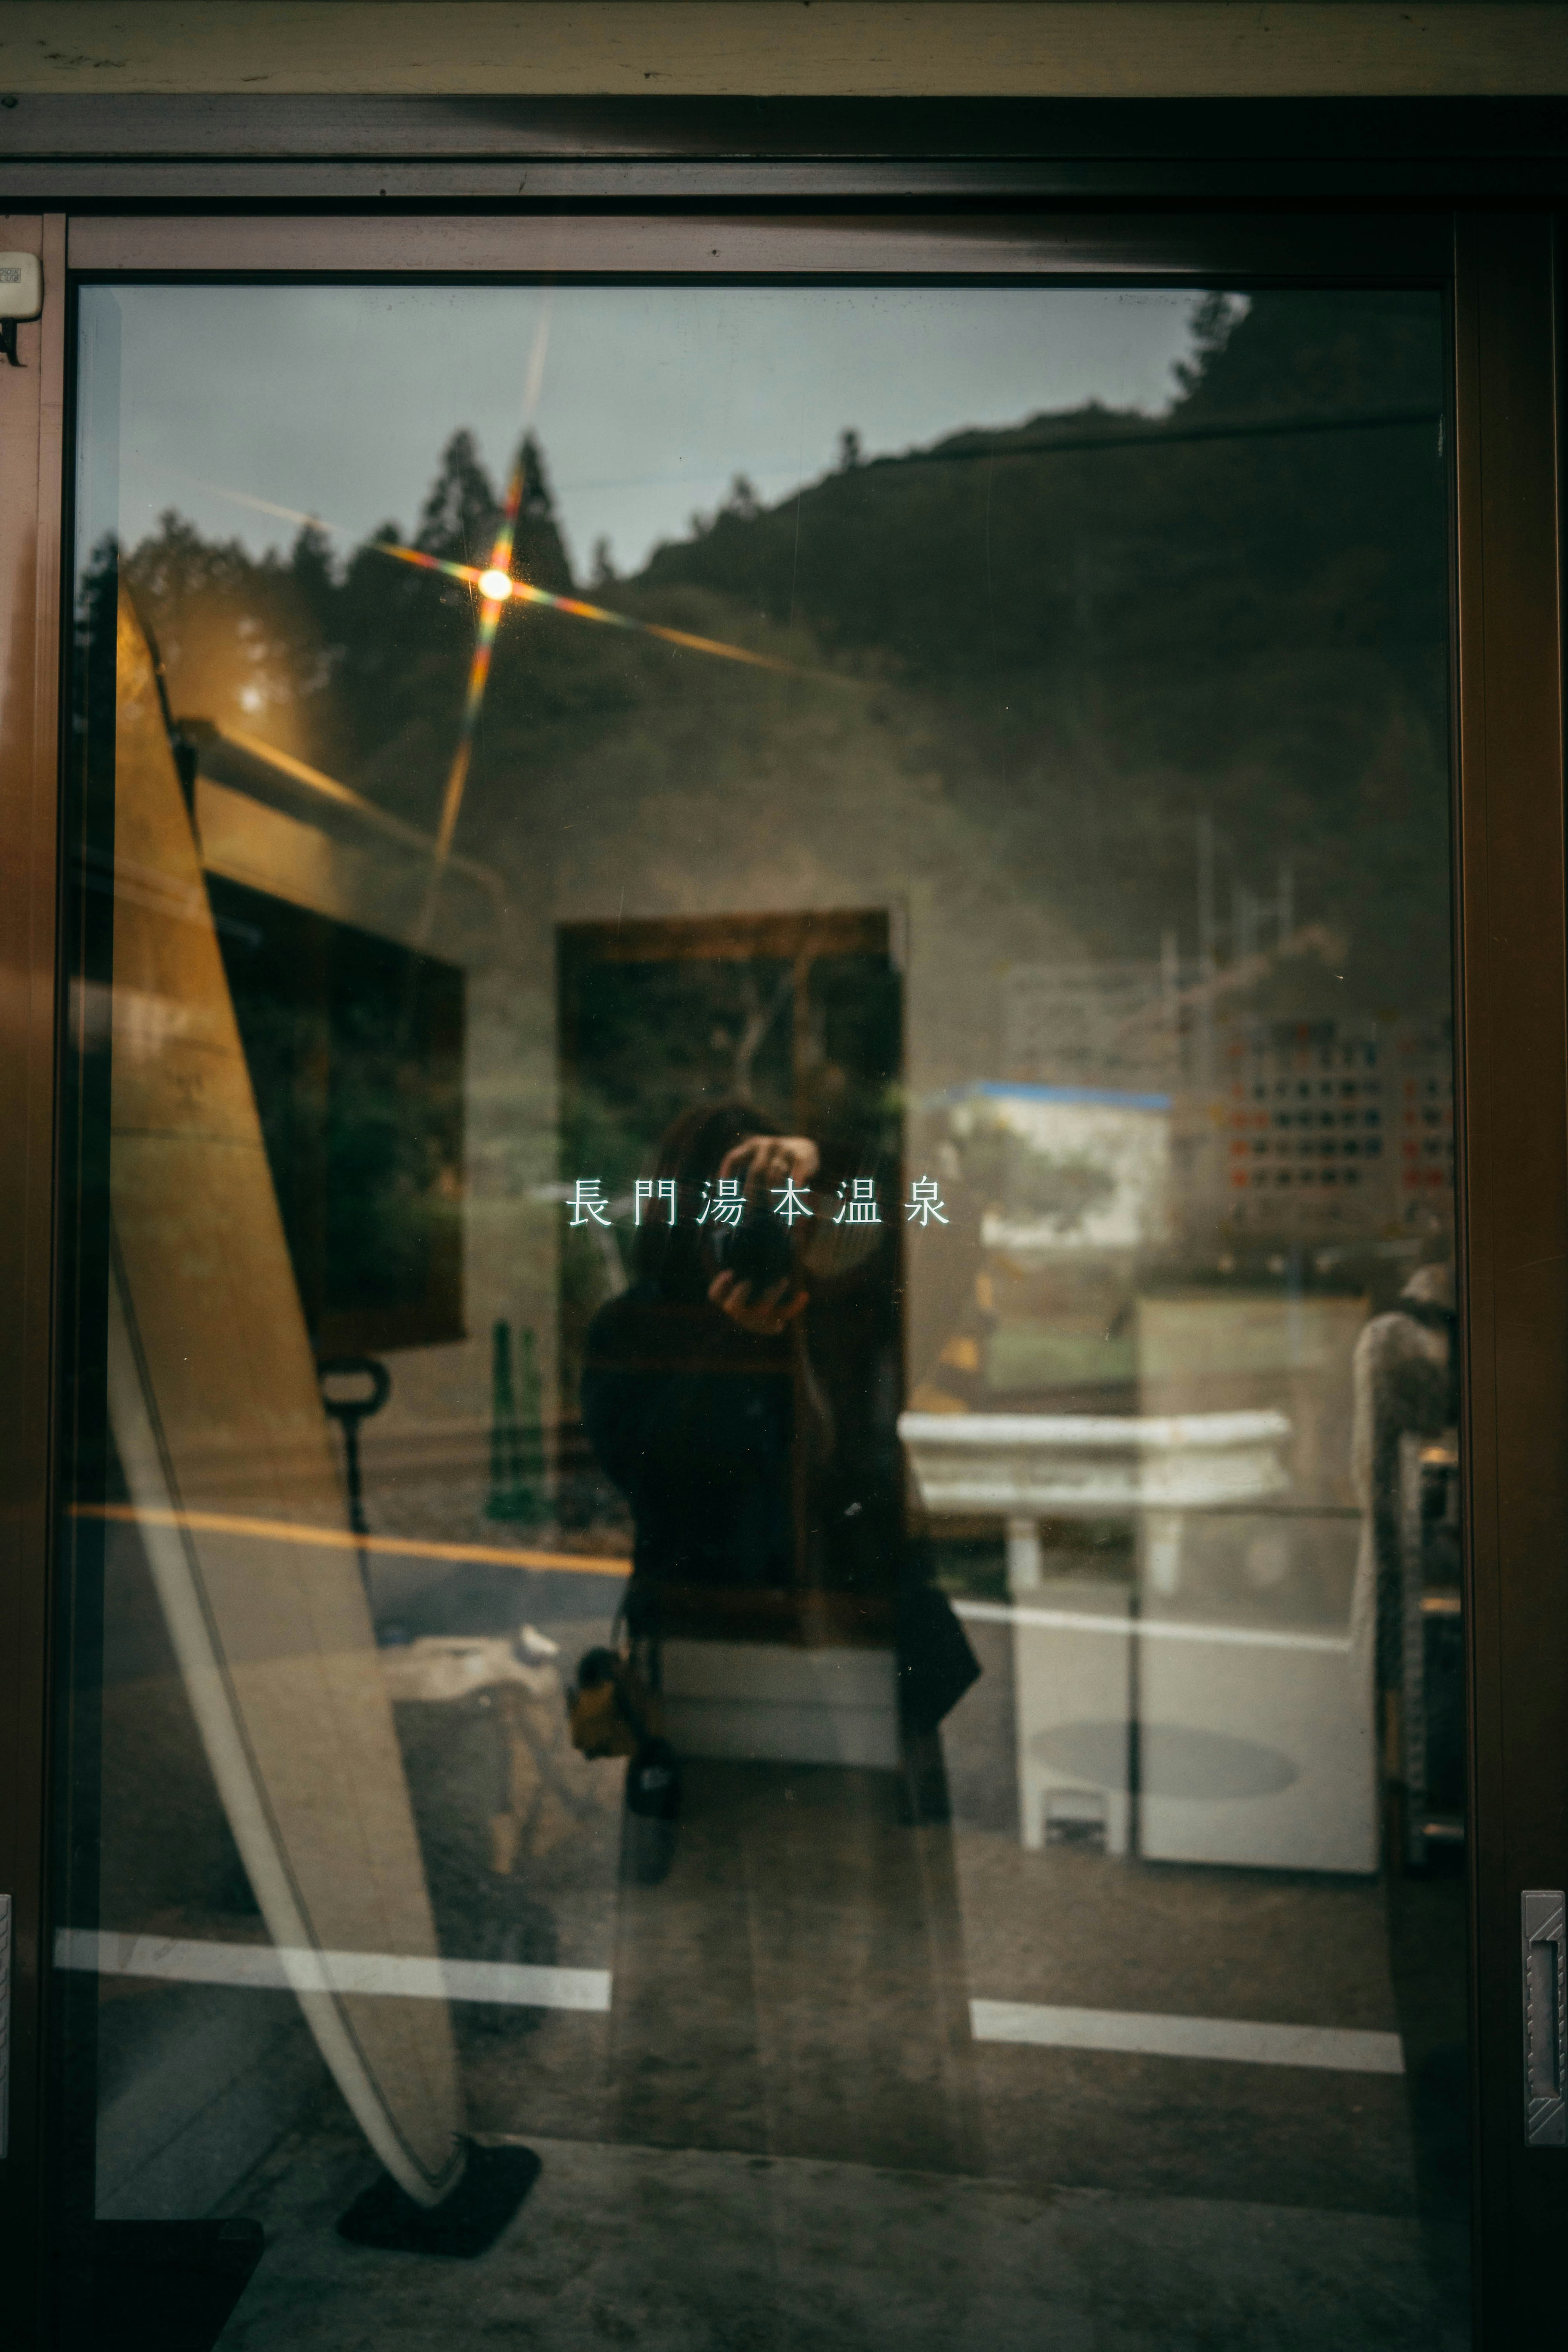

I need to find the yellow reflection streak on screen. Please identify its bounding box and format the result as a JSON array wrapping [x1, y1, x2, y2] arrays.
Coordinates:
[[426, 418, 533, 885], [194, 454, 845, 955], [377, 541, 818, 678], [75, 1501, 630, 1579], [183, 481, 325, 530], [193, 481, 822, 679]]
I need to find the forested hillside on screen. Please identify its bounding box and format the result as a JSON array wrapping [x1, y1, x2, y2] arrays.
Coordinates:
[[116, 288, 1450, 1020]]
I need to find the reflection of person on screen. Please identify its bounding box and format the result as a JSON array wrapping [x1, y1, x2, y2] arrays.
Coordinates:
[[582, 1104, 820, 1631], [1350, 1259, 1457, 1694]]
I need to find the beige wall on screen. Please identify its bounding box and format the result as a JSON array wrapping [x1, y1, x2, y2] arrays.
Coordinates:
[[0, 3, 1562, 100]]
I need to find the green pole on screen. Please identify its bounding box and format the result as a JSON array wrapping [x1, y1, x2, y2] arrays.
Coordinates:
[[486, 1319, 545, 1524], [516, 1324, 545, 1520]]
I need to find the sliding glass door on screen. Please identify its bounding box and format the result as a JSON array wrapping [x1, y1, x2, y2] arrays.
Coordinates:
[[1, 206, 1563, 2350]]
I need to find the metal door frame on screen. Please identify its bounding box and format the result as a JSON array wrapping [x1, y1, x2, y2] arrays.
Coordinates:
[[0, 173, 1563, 2347]]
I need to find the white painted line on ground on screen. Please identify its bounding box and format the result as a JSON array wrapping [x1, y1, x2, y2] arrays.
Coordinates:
[[953, 1599, 1351, 1653], [56, 1929, 611, 2013], [58, 1934, 1399, 2071], [970, 1998, 1403, 2074]]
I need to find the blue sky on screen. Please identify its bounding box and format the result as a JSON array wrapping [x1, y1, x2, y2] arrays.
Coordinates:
[[90, 281, 1208, 582]]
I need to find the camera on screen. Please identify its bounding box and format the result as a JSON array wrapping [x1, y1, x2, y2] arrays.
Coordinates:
[[706, 1197, 797, 1293]]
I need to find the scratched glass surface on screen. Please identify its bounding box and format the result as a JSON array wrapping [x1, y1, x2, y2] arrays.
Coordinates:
[[56, 283, 1466, 2350]]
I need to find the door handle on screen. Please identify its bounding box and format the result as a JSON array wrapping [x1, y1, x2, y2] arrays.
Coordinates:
[[1522, 1889, 1566, 2145]]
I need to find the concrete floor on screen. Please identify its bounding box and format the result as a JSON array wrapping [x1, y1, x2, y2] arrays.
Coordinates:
[[216, 2123, 1463, 2352], [91, 1570, 1471, 2348], [196, 1739, 1468, 2349]]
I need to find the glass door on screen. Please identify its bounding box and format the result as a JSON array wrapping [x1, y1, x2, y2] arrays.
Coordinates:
[[29, 241, 1510, 2348]]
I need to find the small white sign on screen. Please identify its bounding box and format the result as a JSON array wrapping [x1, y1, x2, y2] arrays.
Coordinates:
[[0, 252, 41, 319]]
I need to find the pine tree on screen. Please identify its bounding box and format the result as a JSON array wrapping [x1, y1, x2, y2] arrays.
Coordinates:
[[416, 429, 501, 566], [512, 432, 575, 595]]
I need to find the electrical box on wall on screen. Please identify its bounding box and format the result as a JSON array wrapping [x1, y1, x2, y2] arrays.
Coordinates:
[[0, 252, 41, 316], [0, 251, 41, 365]]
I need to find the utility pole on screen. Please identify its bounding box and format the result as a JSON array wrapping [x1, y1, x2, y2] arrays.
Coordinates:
[[1192, 810, 1221, 1254], [1196, 810, 1217, 1089]]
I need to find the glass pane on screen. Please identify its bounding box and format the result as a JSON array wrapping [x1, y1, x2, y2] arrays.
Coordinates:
[[57, 277, 1466, 2350]]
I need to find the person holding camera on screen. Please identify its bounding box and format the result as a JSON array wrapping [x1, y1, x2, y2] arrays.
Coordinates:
[[581, 1102, 822, 1632]]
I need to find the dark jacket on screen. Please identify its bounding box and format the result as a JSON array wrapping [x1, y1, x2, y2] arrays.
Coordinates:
[[582, 1282, 795, 1595]]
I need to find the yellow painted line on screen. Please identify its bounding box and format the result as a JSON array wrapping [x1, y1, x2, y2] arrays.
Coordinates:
[[75, 1502, 630, 1578]]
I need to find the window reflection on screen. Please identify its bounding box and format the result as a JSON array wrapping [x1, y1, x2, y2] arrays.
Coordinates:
[[62, 282, 1465, 2347]]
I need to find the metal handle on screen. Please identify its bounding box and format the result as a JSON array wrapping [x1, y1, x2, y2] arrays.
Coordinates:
[[1522, 1889, 1566, 2145]]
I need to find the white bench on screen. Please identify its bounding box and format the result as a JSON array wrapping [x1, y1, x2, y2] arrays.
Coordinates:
[[899, 1410, 1376, 1872]]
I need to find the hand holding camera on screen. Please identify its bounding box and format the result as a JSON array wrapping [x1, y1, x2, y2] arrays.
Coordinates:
[[706, 1131, 819, 1333]]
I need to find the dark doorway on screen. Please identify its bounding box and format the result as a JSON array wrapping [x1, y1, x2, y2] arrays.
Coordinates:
[[558, 910, 903, 1640]]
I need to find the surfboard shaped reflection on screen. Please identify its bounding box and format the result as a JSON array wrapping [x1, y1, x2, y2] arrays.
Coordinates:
[[103, 584, 472, 2216]]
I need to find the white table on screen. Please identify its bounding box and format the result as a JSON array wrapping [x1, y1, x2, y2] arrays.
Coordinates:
[[897, 1408, 1291, 1592], [898, 1410, 1376, 1871]]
